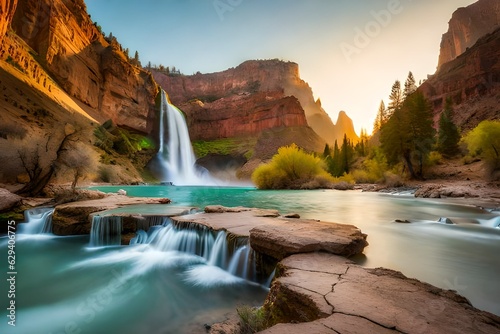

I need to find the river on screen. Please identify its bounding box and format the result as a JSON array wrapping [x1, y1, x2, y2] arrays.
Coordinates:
[[1, 186, 499, 333]]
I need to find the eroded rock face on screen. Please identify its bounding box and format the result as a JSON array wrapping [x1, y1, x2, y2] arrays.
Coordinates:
[[153, 60, 359, 145], [8, 0, 157, 132], [261, 253, 500, 334], [437, 0, 500, 70], [0, 0, 17, 44], [420, 28, 500, 130]]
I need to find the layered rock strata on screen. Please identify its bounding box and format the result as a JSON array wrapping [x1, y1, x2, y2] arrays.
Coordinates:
[[437, 0, 500, 69], [2, 0, 157, 132], [420, 28, 500, 130], [153, 60, 359, 145]]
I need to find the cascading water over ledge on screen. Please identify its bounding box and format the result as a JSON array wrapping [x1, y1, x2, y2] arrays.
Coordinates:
[[18, 207, 54, 234], [153, 90, 217, 186], [130, 219, 263, 284], [89, 216, 123, 247]]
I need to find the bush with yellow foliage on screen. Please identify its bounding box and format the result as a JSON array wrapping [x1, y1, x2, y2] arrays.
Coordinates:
[[252, 144, 333, 189]]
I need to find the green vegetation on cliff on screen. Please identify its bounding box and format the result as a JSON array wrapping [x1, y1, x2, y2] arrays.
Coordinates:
[[192, 137, 256, 159]]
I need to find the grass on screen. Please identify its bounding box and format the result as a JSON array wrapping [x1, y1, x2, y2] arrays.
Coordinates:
[[237, 305, 269, 334], [192, 137, 256, 159]]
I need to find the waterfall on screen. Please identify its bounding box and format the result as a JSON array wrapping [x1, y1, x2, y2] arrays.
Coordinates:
[[89, 216, 123, 247], [131, 220, 258, 281], [156, 90, 215, 186], [19, 207, 54, 234]]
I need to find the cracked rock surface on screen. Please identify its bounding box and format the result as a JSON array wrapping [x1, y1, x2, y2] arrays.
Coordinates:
[[260, 253, 500, 334]]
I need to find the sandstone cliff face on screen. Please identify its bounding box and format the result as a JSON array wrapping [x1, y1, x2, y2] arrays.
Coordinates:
[[7, 0, 157, 133], [180, 92, 308, 140], [437, 0, 500, 70], [154, 60, 358, 145], [421, 27, 500, 130], [0, 0, 17, 44]]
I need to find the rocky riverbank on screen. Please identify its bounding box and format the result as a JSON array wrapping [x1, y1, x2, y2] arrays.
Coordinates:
[[165, 206, 500, 334], [1, 188, 500, 333]]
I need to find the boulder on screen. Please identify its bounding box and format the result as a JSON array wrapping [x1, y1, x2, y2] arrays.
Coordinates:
[[0, 188, 22, 212]]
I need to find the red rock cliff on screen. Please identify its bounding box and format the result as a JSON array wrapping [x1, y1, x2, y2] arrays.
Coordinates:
[[154, 60, 357, 144], [0, 0, 17, 44], [421, 27, 500, 130], [6, 0, 157, 133], [437, 0, 500, 70]]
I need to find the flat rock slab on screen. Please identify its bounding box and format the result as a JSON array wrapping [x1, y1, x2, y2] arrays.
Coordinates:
[[52, 195, 172, 235], [260, 253, 500, 334], [250, 220, 368, 260], [171, 206, 368, 259]]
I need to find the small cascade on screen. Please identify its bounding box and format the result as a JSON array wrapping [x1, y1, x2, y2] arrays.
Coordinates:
[[137, 216, 171, 231], [227, 245, 256, 281], [19, 207, 54, 234], [154, 90, 219, 185], [130, 220, 259, 282], [89, 216, 123, 247]]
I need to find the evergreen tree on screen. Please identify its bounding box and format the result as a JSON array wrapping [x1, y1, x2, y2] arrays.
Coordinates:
[[380, 92, 435, 179], [356, 128, 369, 156], [437, 98, 460, 157], [387, 80, 403, 118], [328, 140, 343, 177], [132, 51, 141, 66], [403, 71, 417, 99], [323, 143, 331, 158], [124, 48, 129, 59], [373, 100, 386, 133], [340, 134, 354, 174]]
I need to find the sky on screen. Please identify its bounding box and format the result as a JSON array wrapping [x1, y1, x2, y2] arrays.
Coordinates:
[[86, 0, 477, 136]]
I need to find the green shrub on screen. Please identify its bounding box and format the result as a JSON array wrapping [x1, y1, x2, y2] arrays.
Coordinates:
[[237, 305, 268, 334], [252, 144, 333, 189], [463, 120, 500, 174], [427, 151, 443, 166]]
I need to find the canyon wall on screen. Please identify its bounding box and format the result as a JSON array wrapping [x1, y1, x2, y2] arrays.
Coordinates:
[[4, 0, 157, 133], [419, 12, 500, 131], [437, 0, 500, 70], [0, 0, 17, 44], [154, 60, 358, 145]]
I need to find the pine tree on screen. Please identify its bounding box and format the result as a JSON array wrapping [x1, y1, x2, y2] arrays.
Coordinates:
[[133, 51, 141, 66], [380, 92, 435, 179], [323, 143, 331, 158], [328, 140, 343, 177], [340, 134, 354, 174], [356, 128, 369, 156], [403, 71, 417, 99], [373, 100, 386, 133], [387, 80, 402, 118], [437, 98, 460, 157]]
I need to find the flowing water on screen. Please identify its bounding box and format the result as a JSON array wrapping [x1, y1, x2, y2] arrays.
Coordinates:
[[1, 186, 499, 334], [155, 91, 217, 186]]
